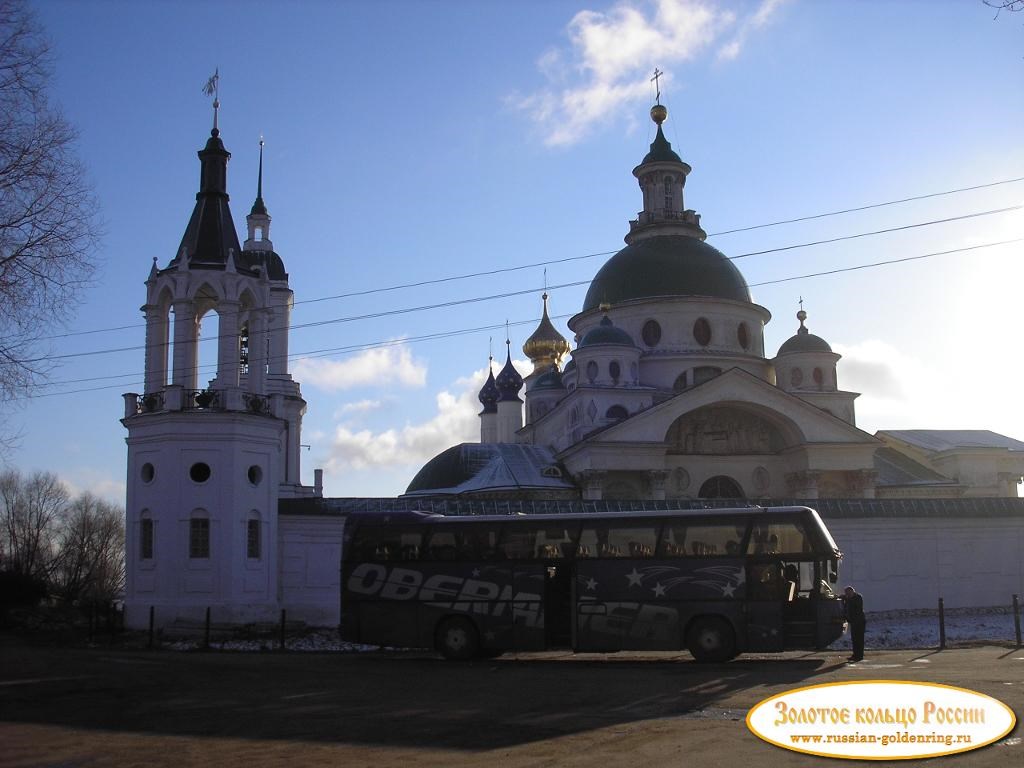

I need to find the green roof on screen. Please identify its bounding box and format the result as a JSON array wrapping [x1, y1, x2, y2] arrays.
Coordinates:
[[583, 235, 751, 311]]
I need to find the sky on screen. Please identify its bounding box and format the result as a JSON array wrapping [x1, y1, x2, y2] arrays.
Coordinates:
[[4, 0, 1023, 503]]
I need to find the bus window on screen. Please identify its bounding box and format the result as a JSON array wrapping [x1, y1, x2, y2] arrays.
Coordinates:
[[501, 524, 578, 560], [660, 521, 744, 557], [748, 520, 813, 555], [354, 526, 424, 562], [581, 523, 658, 558], [423, 526, 502, 561]]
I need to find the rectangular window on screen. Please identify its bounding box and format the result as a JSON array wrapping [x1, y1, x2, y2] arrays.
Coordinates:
[[658, 519, 747, 557], [189, 518, 210, 559], [247, 519, 260, 559], [579, 522, 659, 558], [140, 518, 153, 560]]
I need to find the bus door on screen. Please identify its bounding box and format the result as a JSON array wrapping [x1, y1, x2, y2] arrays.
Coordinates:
[[503, 522, 577, 651], [745, 559, 786, 652], [544, 564, 573, 648]]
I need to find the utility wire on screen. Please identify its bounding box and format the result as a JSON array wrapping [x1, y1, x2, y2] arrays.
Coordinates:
[[21, 236, 1021, 400], [26, 203, 1021, 364], [23, 175, 1024, 344]]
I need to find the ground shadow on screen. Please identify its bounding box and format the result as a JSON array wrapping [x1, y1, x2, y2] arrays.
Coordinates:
[[0, 642, 845, 751]]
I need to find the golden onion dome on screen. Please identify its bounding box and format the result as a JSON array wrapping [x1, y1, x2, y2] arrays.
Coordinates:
[[523, 293, 570, 373]]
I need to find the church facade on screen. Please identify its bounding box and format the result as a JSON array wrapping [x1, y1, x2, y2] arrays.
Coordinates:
[[121, 101, 1024, 631]]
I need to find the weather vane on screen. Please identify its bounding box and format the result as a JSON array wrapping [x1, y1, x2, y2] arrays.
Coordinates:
[[651, 68, 663, 105], [203, 68, 220, 132]]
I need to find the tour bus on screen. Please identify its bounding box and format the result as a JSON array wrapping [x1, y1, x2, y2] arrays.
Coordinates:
[[339, 506, 846, 661]]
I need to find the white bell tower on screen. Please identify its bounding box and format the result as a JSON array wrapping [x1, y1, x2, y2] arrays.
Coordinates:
[[121, 102, 309, 630]]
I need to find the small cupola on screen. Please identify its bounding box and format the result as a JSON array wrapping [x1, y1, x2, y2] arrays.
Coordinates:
[[522, 293, 570, 379], [579, 314, 635, 348], [774, 304, 842, 395], [478, 360, 499, 415], [244, 138, 273, 252], [496, 341, 525, 403]]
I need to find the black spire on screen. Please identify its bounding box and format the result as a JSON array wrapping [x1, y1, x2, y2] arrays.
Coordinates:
[[171, 125, 242, 269], [251, 138, 268, 216]]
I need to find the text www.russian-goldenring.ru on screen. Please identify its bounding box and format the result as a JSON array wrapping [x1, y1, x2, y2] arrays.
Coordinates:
[[790, 732, 973, 747]]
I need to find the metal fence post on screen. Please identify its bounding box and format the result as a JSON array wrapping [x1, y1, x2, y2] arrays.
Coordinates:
[[1014, 594, 1022, 648], [279, 609, 286, 651], [938, 597, 946, 650], [204, 606, 211, 649]]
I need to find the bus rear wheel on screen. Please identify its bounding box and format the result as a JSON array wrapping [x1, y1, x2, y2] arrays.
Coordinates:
[[435, 617, 479, 661], [687, 616, 736, 663]]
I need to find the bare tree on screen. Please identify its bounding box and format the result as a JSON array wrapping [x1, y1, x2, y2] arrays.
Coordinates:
[[0, 1, 101, 433], [51, 492, 125, 603], [0, 468, 68, 579], [983, 0, 1024, 16]]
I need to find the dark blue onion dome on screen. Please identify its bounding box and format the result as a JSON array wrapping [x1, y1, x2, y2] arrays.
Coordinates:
[[583, 236, 749, 311], [562, 357, 577, 374], [530, 369, 566, 392], [495, 344, 524, 402], [478, 361, 499, 414], [778, 309, 833, 355], [579, 314, 635, 348]]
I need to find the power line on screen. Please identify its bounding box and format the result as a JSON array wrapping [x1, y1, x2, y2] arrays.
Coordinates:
[[22, 175, 1024, 344], [708, 176, 1024, 237], [20, 236, 1020, 400], [28, 202, 1021, 364]]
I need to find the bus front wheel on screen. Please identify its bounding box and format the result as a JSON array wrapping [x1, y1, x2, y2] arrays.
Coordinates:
[[435, 617, 479, 661], [687, 617, 736, 663]]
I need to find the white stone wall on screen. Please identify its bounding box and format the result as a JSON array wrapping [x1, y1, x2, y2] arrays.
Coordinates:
[[279, 514, 346, 626], [826, 517, 1024, 612]]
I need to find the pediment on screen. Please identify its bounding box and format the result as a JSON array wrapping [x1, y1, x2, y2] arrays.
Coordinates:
[[577, 367, 878, 448]]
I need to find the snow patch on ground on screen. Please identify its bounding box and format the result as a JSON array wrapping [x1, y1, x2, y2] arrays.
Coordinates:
[[162, 607, 1021, 653]]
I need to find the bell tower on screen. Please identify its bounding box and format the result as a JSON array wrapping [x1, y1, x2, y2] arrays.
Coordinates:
[[121, 101, 309, 630]]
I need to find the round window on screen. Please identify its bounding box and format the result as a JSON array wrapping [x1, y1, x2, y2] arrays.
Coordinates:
[[813, 367, 824, 386], [738, 322, 750, 350], [609, 361, 621, 381], [189, 462, 211, 483], [586, 360, 599, 383], [141, 463, 155, 483], [247, 465, 263, 486], [790, 368, 803, 387], [641, 320, 662, 347], [693, 318, 712, 346]]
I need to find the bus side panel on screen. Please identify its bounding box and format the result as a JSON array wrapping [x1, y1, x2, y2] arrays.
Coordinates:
[[575, 559, 745, 652], [744, 602, 785, 652]]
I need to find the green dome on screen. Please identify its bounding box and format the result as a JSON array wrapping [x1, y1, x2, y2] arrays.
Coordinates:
[[579, 315, 634, 348], [583, 235, 751, 311], [778, 328, 833, 355]]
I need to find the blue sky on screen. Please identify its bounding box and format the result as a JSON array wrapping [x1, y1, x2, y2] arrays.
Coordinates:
[[6, 0, 1023, 501]]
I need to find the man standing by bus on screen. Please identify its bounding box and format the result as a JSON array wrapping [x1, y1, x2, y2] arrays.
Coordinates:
[[843, 585, 866, 662]]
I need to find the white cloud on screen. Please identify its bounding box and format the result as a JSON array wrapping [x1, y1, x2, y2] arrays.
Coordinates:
[[512, 0, 784, 146], [322, 359, 531, 473], [293, 344, 427, 392], [716, 0, 787, 61], [335, 399, 385, 417], [833, 340, 942, 432], [62, 469, 126, 506]]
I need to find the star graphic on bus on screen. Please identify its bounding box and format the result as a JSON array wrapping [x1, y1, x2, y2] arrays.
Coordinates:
[[652, 582, 666, 597], [585, 578, 598, 591], [626, 569, 643, 587], [721, 582, 737, 597]]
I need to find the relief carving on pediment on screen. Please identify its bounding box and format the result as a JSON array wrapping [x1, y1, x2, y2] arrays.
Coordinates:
[[666, 406, 786, 455]]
